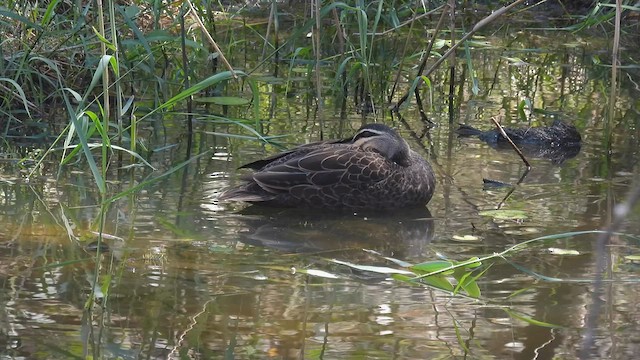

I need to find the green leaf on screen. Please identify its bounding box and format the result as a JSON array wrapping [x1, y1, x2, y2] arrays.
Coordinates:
[[503, 308, 563, 328], [411, 260, 454, 275], [105, 150, 211, 204], [41, 0, 61, 26], [391, 273, 421, 286], [517, 99, 527, 122], [0, 78, 32, 118], [0, 9, 42, 30], [100, 274, 112, 297], [422, 275, 454, 291], [393, 274, 454, 291], [156, 71, 248, 113], [453, 270, 480, 297], [458, 257, 482, 268], [92, 27, 117, 51]]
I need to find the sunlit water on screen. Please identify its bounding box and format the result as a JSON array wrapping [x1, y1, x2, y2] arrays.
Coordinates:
[[1, 25, 639, 360]]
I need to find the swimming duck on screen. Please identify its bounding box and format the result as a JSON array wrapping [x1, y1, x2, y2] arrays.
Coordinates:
[[456, 120, 581, 163], [219, 123, 436, 209], [456, 120, 581, 147]]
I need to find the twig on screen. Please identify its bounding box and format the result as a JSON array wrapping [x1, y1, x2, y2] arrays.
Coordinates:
[[489, 117, 531, 170], [186, 0, 236, 78]]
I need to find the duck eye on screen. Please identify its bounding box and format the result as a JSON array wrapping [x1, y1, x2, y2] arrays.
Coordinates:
[[353, 130, 380, 140]]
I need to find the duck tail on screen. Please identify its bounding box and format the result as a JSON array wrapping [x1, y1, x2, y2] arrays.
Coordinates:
[[456, 124, 484, 137]]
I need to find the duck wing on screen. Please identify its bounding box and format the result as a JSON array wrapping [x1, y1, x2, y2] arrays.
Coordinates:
[[251, 147, 390, 196], [239, 138, 351, 170]]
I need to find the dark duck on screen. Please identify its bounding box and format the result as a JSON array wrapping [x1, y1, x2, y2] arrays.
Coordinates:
[[456, 120, 582, 163], [219, 124, 436, 209]]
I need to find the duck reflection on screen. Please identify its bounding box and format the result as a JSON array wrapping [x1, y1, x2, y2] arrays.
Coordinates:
[[227, 206, 435, 259]]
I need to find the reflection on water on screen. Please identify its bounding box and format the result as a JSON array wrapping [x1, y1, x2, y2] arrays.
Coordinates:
[[1, 28, 640, 360], [230, 207, 435, 258]]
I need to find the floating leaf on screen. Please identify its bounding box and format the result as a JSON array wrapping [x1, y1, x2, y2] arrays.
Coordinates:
[[547, 247, 580, 256], [479, 209, 528, 220], [299, 269, 340, 279], [195, 96, 251, 106], [452, 234, 480, 242], [331, 259, 414, 275]]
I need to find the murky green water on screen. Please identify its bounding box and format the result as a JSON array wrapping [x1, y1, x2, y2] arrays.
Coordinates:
[[2, 24, 640, 360]]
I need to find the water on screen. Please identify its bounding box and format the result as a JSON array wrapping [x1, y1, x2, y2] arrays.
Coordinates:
[[1, 24, 640, 360]]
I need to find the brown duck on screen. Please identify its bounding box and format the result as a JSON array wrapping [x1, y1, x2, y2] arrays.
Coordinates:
[[219, 123, 436, 209]]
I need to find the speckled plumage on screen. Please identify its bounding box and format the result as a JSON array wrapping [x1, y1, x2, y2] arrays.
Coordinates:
[[219, 124, 436, 209]]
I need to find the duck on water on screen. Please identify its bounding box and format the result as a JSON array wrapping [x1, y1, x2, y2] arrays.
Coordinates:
[[456, 120, 582, 163], [219, 124, 436, 210]]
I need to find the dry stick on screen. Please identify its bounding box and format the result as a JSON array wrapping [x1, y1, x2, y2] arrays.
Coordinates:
[[261, 0, 276, 60], [447, 0, 457, 124], [392, 0, 527, 111], [186, 0, 236, 79], [489, 117, 531, 170]]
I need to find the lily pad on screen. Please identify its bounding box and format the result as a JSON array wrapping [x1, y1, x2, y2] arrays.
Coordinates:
[[194, 96, 251, 106], [479, 209, 528, 220]]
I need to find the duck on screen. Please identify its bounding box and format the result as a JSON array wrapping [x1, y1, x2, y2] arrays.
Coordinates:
[[456, 120, 581, 148], [219, 123, 436, 209], [456, 120, 582, 163]]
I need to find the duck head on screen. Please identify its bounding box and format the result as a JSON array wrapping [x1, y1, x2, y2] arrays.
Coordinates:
[[352, 124, 411, 167]]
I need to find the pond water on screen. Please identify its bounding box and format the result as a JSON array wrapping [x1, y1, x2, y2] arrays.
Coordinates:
[[1, 15, 640, 360]]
